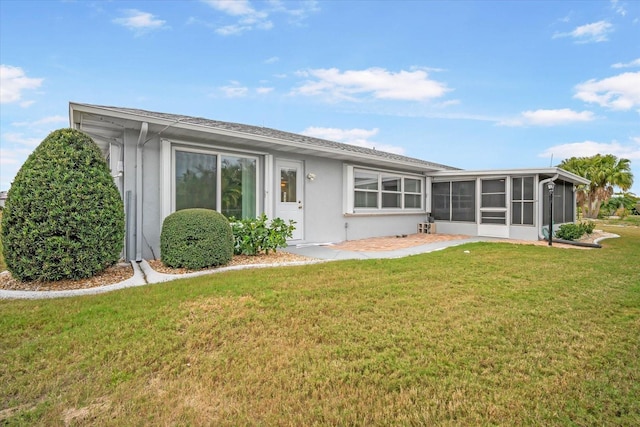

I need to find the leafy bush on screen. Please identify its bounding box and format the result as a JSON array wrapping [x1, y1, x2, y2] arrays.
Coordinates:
[[160, 209, 233, 269], [581, 220, 596, 234], [555, 221, 596, 241], [1, 129, 124, 281], [230, 214, 295, 255], [615, 206, 629, 219]]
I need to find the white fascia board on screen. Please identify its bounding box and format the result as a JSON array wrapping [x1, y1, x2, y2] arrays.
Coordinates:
[[69, 102, 451, 173], [430, 167, 590, 185]]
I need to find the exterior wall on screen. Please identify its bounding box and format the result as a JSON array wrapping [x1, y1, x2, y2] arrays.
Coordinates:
[[343, 213, 429, 241], [134, 140, 437, 258], [268, 152, 430, 244], [141, 134, 162, 260], [433, 221, 478, 236], [122, 129, 138, 261], [509, 225, 540, 241]]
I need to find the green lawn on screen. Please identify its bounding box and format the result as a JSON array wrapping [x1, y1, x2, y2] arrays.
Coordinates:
[[1, 226, 639, 425]]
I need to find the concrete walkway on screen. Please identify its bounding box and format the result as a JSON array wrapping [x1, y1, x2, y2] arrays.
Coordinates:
[[0, 236, 492, 300], [281, 236, 492, 260]]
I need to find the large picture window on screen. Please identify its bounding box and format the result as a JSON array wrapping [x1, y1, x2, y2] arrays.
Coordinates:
[[512, 177, 534, 225], [432, 180, 476, 222], [175, 151, 217, 211], [175, 149, 257, 219], [352, 168, 423, 211]]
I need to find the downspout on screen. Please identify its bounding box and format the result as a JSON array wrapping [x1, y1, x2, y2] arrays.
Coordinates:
[[135, 122, 149, 262], [538, 174, 558, 241]]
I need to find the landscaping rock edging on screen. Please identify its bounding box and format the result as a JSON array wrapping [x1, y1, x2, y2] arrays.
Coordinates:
[[0, 259, 328, 300]]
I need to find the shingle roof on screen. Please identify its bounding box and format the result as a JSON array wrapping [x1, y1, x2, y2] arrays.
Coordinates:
[[75, 103, 459, 171]]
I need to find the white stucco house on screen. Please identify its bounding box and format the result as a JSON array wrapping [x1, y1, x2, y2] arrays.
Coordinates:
[[69, 102, 589, 261]]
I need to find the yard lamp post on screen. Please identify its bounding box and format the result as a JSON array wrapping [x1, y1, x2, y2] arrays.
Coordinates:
[[548, 181, 555, 246]]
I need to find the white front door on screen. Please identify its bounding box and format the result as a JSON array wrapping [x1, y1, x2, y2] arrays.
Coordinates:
[[275, 159, 304, 241]]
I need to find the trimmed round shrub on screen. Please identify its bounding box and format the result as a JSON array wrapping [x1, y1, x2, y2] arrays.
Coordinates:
[[160, 209, 233, 270], [1, 129, 124, 281]]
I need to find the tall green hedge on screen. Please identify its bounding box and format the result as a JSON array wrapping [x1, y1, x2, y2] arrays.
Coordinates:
[[0, 129, 124, 281], [160, 209, 233, 270]]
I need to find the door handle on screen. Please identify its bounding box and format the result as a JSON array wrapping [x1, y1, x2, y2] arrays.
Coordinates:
[[298, 201, 303, 209]]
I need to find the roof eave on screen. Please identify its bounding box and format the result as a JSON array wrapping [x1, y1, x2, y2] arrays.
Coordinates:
[[69, 102, 456, 172]]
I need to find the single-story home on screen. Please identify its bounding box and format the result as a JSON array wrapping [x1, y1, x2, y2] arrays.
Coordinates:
[[68, 102, 590, 261]]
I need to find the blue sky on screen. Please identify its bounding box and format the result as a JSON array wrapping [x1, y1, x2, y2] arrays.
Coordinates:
[[1, 0, 639, 194]]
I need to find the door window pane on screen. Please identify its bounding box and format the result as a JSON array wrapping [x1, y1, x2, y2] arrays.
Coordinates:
[[280, 168, 297, 202], [523, 202, 534, 224], [523, 177, 534, 199], [512, 178, 522, 200], [221, 156, 256, 219], [175, 151, 217, 211]]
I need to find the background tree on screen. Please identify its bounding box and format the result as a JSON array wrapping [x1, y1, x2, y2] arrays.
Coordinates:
[[559, 154, 634, 219]]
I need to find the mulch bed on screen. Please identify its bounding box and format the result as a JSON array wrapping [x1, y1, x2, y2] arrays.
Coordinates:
[[0, 263, 134, 292]]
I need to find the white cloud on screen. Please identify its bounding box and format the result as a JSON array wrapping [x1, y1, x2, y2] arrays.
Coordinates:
[[268, 0, 320, 25], [574, 72, 640, 110], [292, 67, 450, 102], [553, 20, 613, 43], [219, 81, 249, 97], [203, 0, 255, 16], [301, 126, 406, 154], [498, 109, 595, 127], [2, 132, 42, 147], [203, 0, 270, 35], [202, 0, 318, 35], [113, 9, 167, 35], [611, 0, 627, 16], [264, 56, 279, 64], [612, 58, 640, 69], [11, 115, 67, 127], [0, 65, 43, 104], [539, 139, 640, 161], [256, 87, 274, 94]]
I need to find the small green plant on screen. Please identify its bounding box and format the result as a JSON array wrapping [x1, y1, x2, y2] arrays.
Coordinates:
[[230, 214, 295, 255], [615, 206, 629, 219], [555, 221, 596, 241], [581, 220, 596, 234], [1, 129, 124, 281], [160, 209, 233, 270]]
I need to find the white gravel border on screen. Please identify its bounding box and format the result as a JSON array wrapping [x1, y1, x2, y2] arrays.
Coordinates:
[[0, 259, 328, 300]]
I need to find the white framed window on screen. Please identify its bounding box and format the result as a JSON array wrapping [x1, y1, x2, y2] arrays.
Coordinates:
[[172, 146, 259, 219], [480, 178, 507, 224], [348, 167, 424, 213], [512, 177, 534, 225]]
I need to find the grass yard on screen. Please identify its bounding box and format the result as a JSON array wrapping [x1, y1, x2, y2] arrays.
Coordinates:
[[1, 226, 639, 425]]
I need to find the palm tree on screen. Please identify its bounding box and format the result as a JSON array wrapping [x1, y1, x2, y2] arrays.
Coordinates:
[[559, 154, 634, 218]]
